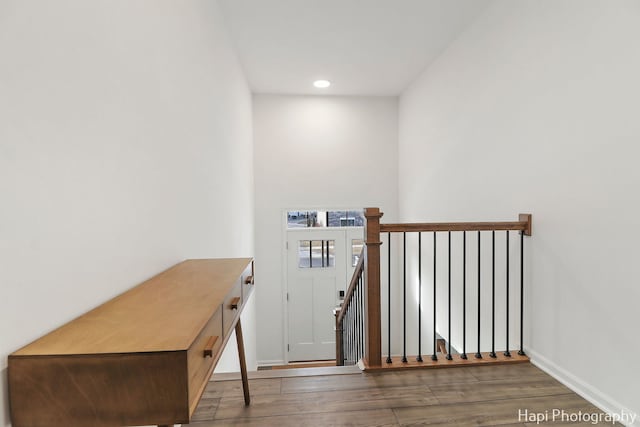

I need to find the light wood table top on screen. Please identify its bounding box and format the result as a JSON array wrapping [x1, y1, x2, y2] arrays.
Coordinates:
[[12, 258, 252, 356]]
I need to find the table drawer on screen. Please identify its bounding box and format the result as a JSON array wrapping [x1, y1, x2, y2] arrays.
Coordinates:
[[187, 305, 223, 413], [223, 280, 243, 338]]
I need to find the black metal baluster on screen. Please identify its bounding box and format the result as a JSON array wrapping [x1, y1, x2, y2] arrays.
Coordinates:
[[356, 284, 361, 361], [352, 296, 356, 363], [322, 241, 325, 267], [348, 293, 352, 364], [357, 278, 361, 361], [353, 283, 357, 363], [402, 232, 407, 363], [343, 306, 347, 363], [490, 232, 497, 358], [353, 296, 357, 363], [387, 232, 392, 363], [417, 232, 423, 362], [347, 303, 353, 364], [348, 298, 353, 364], [475, 231, 482, 359], [461, 231, 468, 359], [360, 276, 367, 357], [446, 231, 452, 360], [505, 231, 511, 357], [432, 232, 438, 361], [342, 304, 351, 364], [360, 277, 364, 361], [344, 304, 349, 364], [342, 315, 346, 364], [519, 231, 526, 356], [355, 282, 359, 362], [345, 302, 349, 363], [360, 276, 366, 358], [355, 286, 362, 363], [352, 299, 355, 364], [309, 240, 313, 268], [353, 292, 357, 363]]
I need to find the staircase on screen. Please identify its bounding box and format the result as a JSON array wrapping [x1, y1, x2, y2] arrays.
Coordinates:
[[335, 208, 532, 371]]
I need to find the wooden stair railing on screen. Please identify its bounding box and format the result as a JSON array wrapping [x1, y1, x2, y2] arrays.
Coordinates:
[[341, 208, 532, 371], [335, 253, 365, 366]]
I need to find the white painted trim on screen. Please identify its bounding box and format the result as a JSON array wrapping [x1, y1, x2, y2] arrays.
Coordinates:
[[528, 349, 639, 427], [281, 208, 289, 364]]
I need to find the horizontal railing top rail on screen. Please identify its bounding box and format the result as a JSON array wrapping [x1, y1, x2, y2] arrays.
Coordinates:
[[336, 253, 364, 326], [335, 250, 365, 366], [380, 214, 531, 235]]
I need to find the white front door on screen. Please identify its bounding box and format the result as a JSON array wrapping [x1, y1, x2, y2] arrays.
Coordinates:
[[287, 229, 347, 361]]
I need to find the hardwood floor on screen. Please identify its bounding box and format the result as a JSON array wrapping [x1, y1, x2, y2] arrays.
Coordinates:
[[190, 363, 615, 426]]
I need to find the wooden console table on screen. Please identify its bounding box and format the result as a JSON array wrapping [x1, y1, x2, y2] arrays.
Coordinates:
[[8, 258, 254, 427]]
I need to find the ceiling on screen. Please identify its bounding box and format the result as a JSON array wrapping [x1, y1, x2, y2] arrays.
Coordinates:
[[218, 0, 489, 96]]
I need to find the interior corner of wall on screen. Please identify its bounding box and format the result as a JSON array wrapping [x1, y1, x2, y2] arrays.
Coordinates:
[[1, 366, 9, 427]]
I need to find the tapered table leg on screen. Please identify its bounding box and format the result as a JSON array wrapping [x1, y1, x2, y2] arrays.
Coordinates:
[[235, 319, 251, 405]]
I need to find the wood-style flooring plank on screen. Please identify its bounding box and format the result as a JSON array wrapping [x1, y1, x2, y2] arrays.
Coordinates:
[[277, 368, 476, 395], [428, 376, 572, 404], [211, 365, 360, 381], [203, 378, 281, 399], [191, 398, 220, 422], [401, 366, 481, 386], [188, 408, 399, 427], [488, 424, 609, 427], [467, 363, 551, 381], [280, 372, 378, 394], [393, 394, 601, 426], [212, 384, 438, 420], [525, 423, 618, 426]]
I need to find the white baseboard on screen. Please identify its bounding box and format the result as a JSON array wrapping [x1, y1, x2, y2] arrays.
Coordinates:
[[527, 349, 638, 427], [257, 359, 285, 367]]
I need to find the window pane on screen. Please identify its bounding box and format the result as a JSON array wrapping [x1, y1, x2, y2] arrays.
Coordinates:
[[327, 210, 364, 227], [347, 211, 365, 227], [289, 210, 364, 228], [351, 239, 364, 267], [288, 211, 320, 228], [298, 240, 311, 267], [327, 211, 342, 227], [298, 240, 335, 268]]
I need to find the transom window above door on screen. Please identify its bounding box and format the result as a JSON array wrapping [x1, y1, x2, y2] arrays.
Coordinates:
[[287, 210, 364, 228]]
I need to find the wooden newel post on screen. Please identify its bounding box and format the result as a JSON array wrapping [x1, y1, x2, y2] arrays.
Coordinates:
[[363, 207, 383, 368]]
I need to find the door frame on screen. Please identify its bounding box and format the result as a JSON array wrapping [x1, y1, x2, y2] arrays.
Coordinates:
[[281, 207, 364, 364]]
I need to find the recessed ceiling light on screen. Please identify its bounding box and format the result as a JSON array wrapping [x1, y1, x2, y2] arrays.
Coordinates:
[[313, 80, 331, 88]]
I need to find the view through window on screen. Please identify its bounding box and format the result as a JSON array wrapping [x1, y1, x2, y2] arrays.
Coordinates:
[[287, 210, 364, 228], [297, 240, 335, 268]]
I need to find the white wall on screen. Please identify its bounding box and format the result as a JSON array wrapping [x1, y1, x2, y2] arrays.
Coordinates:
[[399, 0, 640, 421], [253, 95, 398, 364], [0, 1, 255, 425]]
